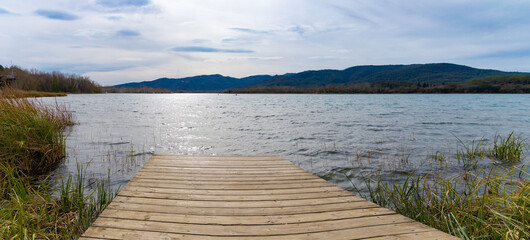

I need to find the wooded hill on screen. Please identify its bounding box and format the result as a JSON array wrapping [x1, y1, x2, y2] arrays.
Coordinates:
[[251, 63, 525, 87], [113, 63, 529, 92], [114, 74, 271, 92], [226, 75, 530, 94]]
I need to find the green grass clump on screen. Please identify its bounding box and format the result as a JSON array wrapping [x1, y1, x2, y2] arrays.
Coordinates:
[[366, 167, 529, 239], [0, 163, 117, 239], [455, 136, 488, 170], [360, 133, 529, 239], [0, 93, 73, 176], [0, 93, 117, 239], [489, 132, 526, 163]]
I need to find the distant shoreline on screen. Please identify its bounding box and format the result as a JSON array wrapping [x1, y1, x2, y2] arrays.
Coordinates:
[[224, 76, 530, 94], [106, 75, 530, 94]]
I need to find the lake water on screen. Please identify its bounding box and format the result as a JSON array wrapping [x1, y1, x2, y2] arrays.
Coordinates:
[[45, 94, 530, 193]]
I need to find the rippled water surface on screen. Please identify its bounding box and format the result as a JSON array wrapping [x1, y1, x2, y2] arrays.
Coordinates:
[[46, 94, 530, 192]]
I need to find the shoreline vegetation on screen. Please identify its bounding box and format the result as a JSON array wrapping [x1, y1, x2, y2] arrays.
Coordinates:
[[0, 87, 68, 98], [3, 64, 530, 95], [356, 132, 529, 239], [0, 92, 116, 239], [103, 86, 173, 94], [225, 75, 530, 94], [0, 65, 102, 96], [106, 75, 530, 94]]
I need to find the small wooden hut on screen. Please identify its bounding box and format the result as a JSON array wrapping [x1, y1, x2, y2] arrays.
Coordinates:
[[0, 71, 15, 88]]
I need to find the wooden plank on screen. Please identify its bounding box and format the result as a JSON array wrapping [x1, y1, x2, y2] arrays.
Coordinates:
[[121, 185, 345, 195], [144, 160, 298, 167], [146, 159, 292, 164], [105, 201, 379, 216], [133, 172, 319, 181], [120, 185, 346, 196], [98, 207, 398, 225], [368, 231, 459, 240], [111, 195, 364, 208], [90, 214, 416, 236], [83, 222, 452, 239], [117, 189, 352, 201], [144, 159, 293, 165], [124, 181, 333, 190], [82, 155, 458, 239], [138, 166, 308, 174], [136, 170, 315, 178], [128, 177, 325, 185], [144, 164, 297, 169]]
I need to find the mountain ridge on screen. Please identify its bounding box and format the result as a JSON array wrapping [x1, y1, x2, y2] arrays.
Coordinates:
[[114, 63, 529, 92]]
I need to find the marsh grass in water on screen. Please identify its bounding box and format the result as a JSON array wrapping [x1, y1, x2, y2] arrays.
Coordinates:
[[454, 135, 488, 170], [0, 163, 117, 239], [0, 92, 73, 177], [355, 133, 529, 239], [0, 93, 118, 239], [489, 132, 527, 163]]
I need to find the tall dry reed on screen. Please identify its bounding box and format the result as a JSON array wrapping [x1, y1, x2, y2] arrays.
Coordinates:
[[0, 92, 73, 176], [0, 91, 117, 239]]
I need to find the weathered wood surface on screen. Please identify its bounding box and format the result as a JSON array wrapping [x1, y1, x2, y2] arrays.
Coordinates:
[[81, 155, 458, 239]]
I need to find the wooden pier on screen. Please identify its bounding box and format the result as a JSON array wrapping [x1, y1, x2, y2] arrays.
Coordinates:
[[81, 155, 457, 239]]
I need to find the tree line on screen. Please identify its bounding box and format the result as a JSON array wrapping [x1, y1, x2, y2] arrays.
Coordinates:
[[225, 75, 530, 94], [103, 86, 172, 93], [0, 65, 102, 93]]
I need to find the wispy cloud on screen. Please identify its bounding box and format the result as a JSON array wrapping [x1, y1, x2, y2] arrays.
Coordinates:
[[171, 46, 254, 53], [97, 0, 151, 8], [107, 16, 122, 21], [34, 9, 79, 21], [230, 27, 268, 34], [309, 56, 337, 60], [247, 56, 283, 61], [0, 8, 11, 14], [222, 38, 237, 43], [327, 3, 375, 26], [192, 39, 211, 44], [287, 25, 312, 36], [473, 48, 530, 59], [69, 45, 104, 49], [116, 29, 141, 37], [45, 65, 130, 73]]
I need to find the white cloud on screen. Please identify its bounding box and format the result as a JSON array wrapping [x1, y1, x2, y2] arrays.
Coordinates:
[[1, 0, 530, 85]]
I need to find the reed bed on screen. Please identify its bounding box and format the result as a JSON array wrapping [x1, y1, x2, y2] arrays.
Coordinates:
[[0, 87, 67, 98], [0, 163, 117, 239], [0, 93, 117, 239], [361, 133, 529, 239], [0, 93, 73, 176]]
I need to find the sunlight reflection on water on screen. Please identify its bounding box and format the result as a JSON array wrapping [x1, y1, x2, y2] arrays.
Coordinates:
[[44, 94, 530, 193]]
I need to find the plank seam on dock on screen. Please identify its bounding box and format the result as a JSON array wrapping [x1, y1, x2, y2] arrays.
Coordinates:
[[104, 205, 383, 217], [108, 200, 371, 209], [116, 194, 355, 201], [119, 189, 346, 196], [123, 183, 340, 190], [118, 188, 345, 196]]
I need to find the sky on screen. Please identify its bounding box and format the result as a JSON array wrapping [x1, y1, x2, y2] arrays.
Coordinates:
[[1, 0, 530, 86]]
